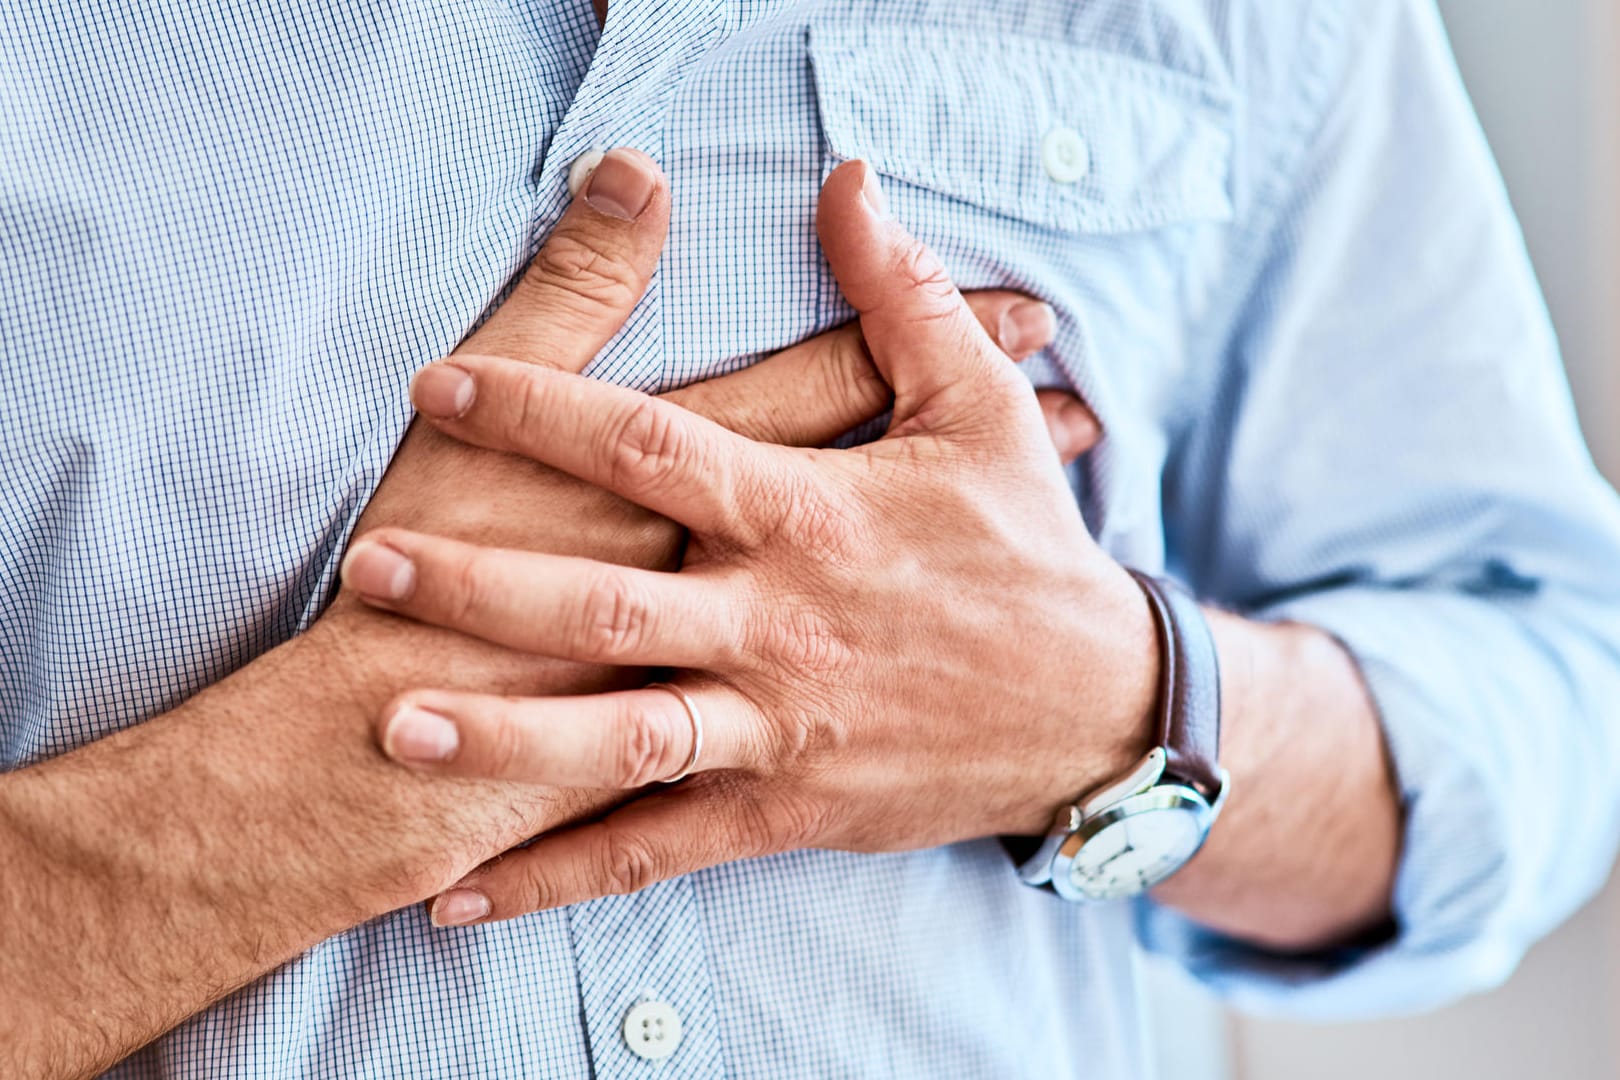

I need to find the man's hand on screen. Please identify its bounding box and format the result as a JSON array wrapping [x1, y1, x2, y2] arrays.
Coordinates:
[[350, 148, 1094, 590], [0, 146, 1101, 1078], [340, 161, 1141, 921], [329, 146, 1094, 885]]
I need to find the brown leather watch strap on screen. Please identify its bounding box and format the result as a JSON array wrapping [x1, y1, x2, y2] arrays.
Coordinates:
[[1127, 569, 1223, 799]]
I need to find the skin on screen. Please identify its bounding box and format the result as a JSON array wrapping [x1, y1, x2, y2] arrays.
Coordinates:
[[0, 148, 1097, 1079], [9, 0, 1405, 1050], [347, 161, 1401, 954]]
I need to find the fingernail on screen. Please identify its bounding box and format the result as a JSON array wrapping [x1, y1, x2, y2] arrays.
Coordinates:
[[1044, 409, 1075, 458], [412, 362, 475, 419], [1048, 395, 1097, 459], [999, 301, 1056, 356], [857, 162, 888, 219], [430, 888, 491, 928], [1058, 395, 1093, 435], [384, 705, 460, 764], [584, 148, 657, 221], [342, 541, 416, 601]]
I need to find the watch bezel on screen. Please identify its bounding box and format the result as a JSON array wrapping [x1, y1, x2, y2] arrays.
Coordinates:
[[1049, 783, 1216, 902]]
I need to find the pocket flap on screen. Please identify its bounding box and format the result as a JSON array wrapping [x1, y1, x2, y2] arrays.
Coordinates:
[[809, 21, 1235, 234]]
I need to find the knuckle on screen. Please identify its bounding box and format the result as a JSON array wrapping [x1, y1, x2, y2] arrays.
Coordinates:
[[574, 570, 650, 662], [481, 701, 528, 777], [767, 609, 850, 675], [605, 396, 692, 498], [772, 699, 852, 767], [890, 242, 958, 316], [445, 553, 494, 626], [524, 230, 642, 315], [497, 369, 553, 448], [608, 703, 678, 788], [600, 827, 662, 897], [734, 790, 826, 855], [731, 792, 778, 854], [819, 329, 888, 426], [516, 860, 565, 915], [773, 791, 830, 849]]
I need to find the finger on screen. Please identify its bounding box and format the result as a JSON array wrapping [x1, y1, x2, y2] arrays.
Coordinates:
[[374, 679, 758, 785], [666, 291, 1057, 446], [1035, 389, 1102, 466], [815, 160, 1022, 427], [980, 294, 1059, 362], [664, 323, 885, 447], [428, 776, 800, 925], [340, 528, 739, 666], [453, 147, 670, 373], [409, 355, 772, 537]]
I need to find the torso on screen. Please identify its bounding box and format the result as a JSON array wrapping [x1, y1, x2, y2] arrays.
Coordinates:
[[0, 1, 1310, 1073]]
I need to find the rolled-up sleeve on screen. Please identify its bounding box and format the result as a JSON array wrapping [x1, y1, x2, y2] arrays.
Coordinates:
[[1139, 0, 1620, 1018]]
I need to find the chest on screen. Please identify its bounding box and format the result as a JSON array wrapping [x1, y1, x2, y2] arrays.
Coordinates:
[[643, 0, 1241, 554], [645, 3, 1240, 417], [0, 0, 1243, 751]]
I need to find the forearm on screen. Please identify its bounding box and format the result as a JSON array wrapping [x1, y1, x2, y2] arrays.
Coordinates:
[[0, 608, 633, 1078], [1151, 609, 1400, 952], [0, 329, 895, 1074]]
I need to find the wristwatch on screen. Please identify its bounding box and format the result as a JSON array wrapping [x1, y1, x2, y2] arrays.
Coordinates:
[[1012, 570, 1229, 902]]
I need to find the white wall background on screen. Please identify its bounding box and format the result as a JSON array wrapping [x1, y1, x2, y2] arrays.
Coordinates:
[[1231, 2, 1620, 1077]]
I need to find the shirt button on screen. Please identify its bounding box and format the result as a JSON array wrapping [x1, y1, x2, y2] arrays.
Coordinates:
[[567, 148, 607, 198], [622, 999, 682, 1061], [1041, 127, 1091, 184]]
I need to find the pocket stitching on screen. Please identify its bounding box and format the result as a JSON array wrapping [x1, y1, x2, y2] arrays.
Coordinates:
[[810, 21, 1235, 235]]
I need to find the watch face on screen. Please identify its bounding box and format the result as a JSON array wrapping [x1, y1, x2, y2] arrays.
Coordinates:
[[1066, 792, 1211, 901]]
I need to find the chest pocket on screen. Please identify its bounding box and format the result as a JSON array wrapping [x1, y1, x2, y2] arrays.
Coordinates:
[[808, 20, 1236, 235], [809, 18, 1238, 552]]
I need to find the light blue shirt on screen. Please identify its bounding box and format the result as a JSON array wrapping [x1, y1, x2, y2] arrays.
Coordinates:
[[5, 0, 1620, 1075]]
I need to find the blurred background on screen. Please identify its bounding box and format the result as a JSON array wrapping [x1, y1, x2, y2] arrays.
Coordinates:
[[1155, 2, 1620, 1076]]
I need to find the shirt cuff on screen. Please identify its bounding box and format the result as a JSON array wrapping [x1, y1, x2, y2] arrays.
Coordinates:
[[1137, 586, 1569, 1021]]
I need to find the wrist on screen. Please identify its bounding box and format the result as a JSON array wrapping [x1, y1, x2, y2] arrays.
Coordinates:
[[309, 605, 658, 900], [273, 618, 541, 905], [1149, 612, 1397, 950], [1009, 562, 1161, 837], [1084, 565, 1166, 793], [1008, 570, 1229, 902]]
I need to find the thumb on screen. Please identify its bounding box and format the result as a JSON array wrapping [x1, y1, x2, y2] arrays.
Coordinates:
[[815, 160, 1014, 430], [458, 147, 670, 373], [667, 290, 1056, 448]]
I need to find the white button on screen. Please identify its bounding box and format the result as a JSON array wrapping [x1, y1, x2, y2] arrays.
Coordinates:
[[1040, 127, 1090, 184], [567, 148, 607, 198], [622, 999, 682, 1061]]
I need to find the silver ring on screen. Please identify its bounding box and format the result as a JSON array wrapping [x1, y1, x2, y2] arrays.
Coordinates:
[[647, 682, 703, 783]]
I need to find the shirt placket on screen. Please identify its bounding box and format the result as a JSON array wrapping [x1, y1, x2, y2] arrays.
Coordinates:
[[567, 880, 730, 1077], [530, 0, 732, 391], [540, 0, 736, 1075]]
